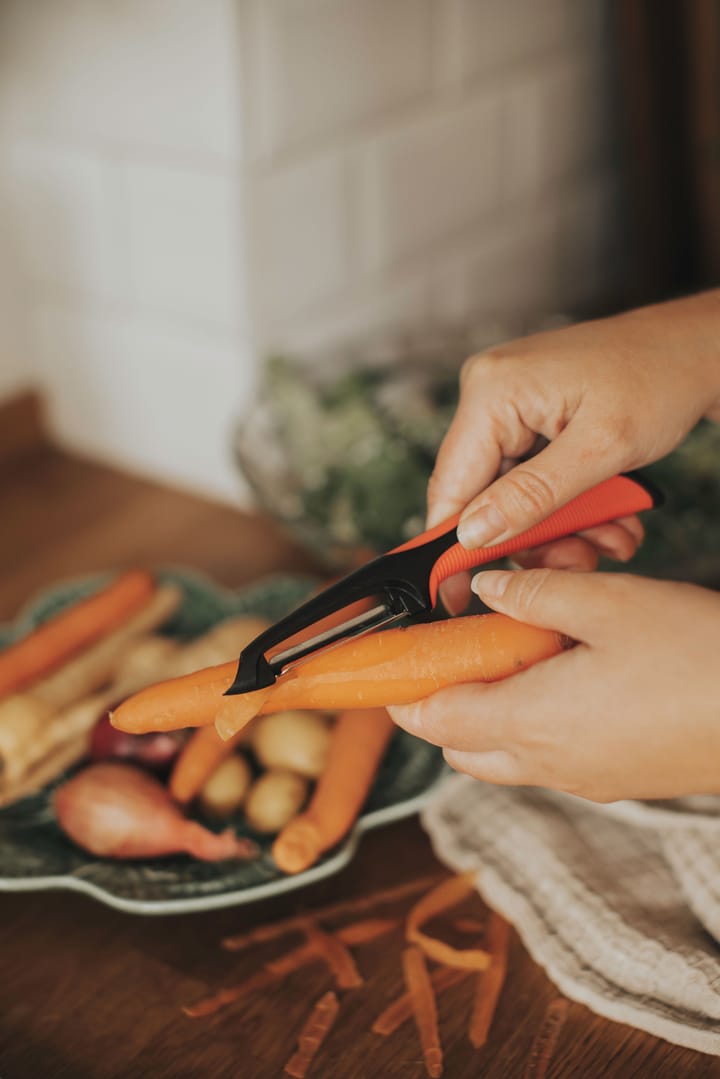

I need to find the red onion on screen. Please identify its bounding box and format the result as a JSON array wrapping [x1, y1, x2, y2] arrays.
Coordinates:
[[54, 763, 257, 861], [90, 712, 183, 772]]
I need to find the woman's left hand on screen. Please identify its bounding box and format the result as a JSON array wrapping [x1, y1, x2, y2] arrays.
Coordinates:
[[388, 569, 720, 803]]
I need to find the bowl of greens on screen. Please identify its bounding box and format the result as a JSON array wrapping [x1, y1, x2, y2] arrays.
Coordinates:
[[234, 333, 720, 584]]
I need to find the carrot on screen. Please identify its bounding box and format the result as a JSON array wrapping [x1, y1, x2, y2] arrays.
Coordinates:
[[0, 570, 156, 698], [284, 990, 339, 1079], [402, 946, 443, 1078], [169, 725, 244, 804], [468, 912, 510, 1048], [214, 613, 569, 740], [272, 708, 394, 875], [111, 613, 568, 737]]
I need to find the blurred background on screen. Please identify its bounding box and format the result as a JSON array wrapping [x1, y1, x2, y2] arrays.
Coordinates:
[[0, 1, 718, 576]]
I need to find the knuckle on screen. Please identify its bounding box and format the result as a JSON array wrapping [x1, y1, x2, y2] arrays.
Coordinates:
[[459, 352, 485, 387], [459, 346, 507, 387], [497, 467, 556, 523], [506, 567, 554, 613]]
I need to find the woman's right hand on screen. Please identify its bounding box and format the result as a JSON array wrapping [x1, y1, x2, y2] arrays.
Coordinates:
[[428, 291, 720, 607]]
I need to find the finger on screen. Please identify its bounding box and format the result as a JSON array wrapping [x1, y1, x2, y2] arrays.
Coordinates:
[[443, 748, 526, 786], [426, 393, 503, 528], [577, 521, 641, 562], [439, 571, 472, 616], [387, 684, 507, 753], [471, 567, 623, 642], [456, 425, 624, 549], [511, 537, 600, 572]]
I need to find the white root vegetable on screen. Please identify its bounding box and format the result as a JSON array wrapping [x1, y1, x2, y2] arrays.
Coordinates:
[[199, 754, 253, 819], [251, 711, 332, 779], [244, 770, 308, 834], [112, 635, 179, 687], [0, 695, 56, 787], [165, 616, 270, 678]]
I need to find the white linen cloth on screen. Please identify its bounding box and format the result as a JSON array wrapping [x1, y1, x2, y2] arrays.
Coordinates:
[[422, 776, 720, 1055]]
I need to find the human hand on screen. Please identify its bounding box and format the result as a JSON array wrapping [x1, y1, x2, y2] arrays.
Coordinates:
[[428, 292, 720, 611], [389, 568, 720, 803]]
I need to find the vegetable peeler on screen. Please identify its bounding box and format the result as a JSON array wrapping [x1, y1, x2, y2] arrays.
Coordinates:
[[226, 471, 662, 695]]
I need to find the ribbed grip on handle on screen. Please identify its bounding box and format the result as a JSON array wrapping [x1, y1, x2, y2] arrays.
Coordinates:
[[428, 473, 656, 604]]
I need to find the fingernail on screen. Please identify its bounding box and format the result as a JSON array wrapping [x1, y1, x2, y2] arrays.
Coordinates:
[[457, 504, 507, 548], [472, 570, 511, 599]]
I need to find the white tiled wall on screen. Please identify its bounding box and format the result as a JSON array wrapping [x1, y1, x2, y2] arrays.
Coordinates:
[[0, 0, 621, 505]]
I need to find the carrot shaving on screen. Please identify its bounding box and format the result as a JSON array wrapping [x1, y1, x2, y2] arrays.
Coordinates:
[[524, 997, 570, 1079], [337, 917, 398, 945], [182, 969, 275, 1018], [221, 875, 441, 951], [402, 946, 443, 1078], [372, 966, 470, 1037], [264, 941, 318, 978], [284, 990, 339, 1079], [411, 935, 491, 971], [186, 918, 396, 1019], [303, 922, 363, 989], [406, 873, 491, 972], [468, 912, 511, 1048], [454, 917, 485, 934]]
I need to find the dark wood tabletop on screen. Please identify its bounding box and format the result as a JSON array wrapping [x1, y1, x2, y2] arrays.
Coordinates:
[[0, 401, 718, 1079]]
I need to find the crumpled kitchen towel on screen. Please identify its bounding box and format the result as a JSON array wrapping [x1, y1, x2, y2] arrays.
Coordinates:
[[421, 776, 720, 1055]]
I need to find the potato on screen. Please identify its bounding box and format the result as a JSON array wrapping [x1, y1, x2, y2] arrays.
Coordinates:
[[244, 769, 308, 834], [198, 754, 252, 819], [251, 711, 331, 779]]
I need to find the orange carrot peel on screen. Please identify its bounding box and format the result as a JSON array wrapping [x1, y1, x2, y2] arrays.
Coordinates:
[[406, 873, 491, 972]]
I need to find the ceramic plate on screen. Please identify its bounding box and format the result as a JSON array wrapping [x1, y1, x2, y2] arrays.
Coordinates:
[[0, 570, 446, 915]]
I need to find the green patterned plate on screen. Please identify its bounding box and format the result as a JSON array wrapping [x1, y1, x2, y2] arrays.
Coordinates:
[[0, 570, 446, 915]]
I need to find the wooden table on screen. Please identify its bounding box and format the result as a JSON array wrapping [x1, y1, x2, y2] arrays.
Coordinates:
[[0, 417, 718, 1078]]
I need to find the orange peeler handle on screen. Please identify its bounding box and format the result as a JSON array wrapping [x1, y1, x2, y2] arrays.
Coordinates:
[[393, 473, 659, 606]]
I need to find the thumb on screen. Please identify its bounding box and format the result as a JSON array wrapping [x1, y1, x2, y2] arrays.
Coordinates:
[[456, 429, 617, 549], [472, 568, 618, 643]]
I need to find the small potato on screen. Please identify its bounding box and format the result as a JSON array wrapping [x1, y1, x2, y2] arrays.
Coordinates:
[[114, 635, 178, 687], [252, 711, 331, 779], [199, 754, 253, 819], [244, 769, 308, 834]]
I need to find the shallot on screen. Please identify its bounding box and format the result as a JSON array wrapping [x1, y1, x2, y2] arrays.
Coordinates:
[[90, 711, 183, 772], [54, 762, 257, 861]]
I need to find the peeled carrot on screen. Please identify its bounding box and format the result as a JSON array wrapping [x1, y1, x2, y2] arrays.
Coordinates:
[[215, 614, 568, 740], [169, 721, 244, 804], [111, 614, 568, 737], [272, 708, 393, 875], [0, 570, 155, 698]]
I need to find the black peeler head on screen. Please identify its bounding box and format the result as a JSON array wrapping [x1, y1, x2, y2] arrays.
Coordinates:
[[224, 536, 457, 695]]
